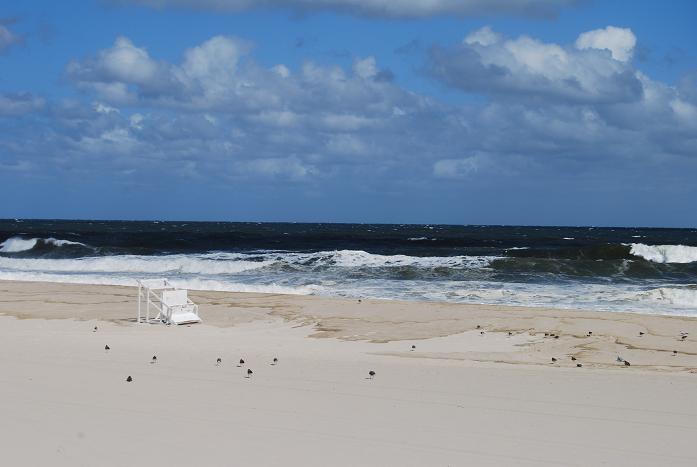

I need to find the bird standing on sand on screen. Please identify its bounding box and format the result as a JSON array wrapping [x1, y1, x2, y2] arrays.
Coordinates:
[[673, 350, 678, 356], [239, 358, 245, 367], [104, 345, 110, 352], [576, 363, 583, 368], [571, 356, 577, 361], [551, 357, 557, 363], [476, 325, 481, 329], [151, 355, 157, 364], [639, 332, 644, 336], [587, 331, 593, 336], [93, 326, 98, 332], [411, 345, 416, 351], [624, 360, 631, 367], [681, 335, 687, 341], [272, 357, 278, 365], [368, 370, 376, 379], [126, 376, 133, 382], [508, 332, 513, 336], [246, 369, 253, 378], [216, 357, 222, 366]]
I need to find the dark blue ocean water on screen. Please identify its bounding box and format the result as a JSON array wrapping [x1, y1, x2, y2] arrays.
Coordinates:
[[1, 220, 696, 315]]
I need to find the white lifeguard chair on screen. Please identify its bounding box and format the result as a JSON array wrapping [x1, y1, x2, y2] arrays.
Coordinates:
[[137, 278, 201, 325]]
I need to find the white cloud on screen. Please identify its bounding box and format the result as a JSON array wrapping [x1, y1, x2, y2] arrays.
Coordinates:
[[575, 26, 636, 62], [124, 0, 578, 18], [430, 26, 642, 103]]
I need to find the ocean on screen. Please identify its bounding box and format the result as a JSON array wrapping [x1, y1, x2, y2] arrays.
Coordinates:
[[1, 219, 696, 316]]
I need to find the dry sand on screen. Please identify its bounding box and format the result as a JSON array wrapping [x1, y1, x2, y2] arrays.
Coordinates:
[[1, 280, 696, 466]]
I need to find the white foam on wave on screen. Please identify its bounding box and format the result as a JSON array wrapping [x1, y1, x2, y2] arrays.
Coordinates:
[[635, 286, 697, 308], [0, 236, 85, 253], [0, 253, 272, 275], [329, 249, 493, 269], [629, 243, 697, 263]]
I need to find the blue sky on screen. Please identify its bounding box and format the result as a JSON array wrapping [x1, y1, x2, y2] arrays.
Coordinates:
[[1, 0, 696, 226]]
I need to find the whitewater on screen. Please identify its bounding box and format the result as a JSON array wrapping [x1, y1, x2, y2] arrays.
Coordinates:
[[1, 232, 697, 316]]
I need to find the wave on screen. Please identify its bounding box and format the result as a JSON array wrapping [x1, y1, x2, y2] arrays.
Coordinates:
[[629, 243, 697, 264], [0, 236, 87, 253]]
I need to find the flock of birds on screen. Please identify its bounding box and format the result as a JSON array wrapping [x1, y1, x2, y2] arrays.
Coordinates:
[[92, 323, 690, 382], [95, 325, 376, 383], [475, 324, 690, 369]]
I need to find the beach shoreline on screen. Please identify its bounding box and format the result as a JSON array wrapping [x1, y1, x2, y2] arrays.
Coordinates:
[[1, 279, 697, 466]]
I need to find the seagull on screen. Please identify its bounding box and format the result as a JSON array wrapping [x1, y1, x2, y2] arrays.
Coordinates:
[[624, 360, 631, 367], [272, 357, 278, 365], [411, 345, 416, 351], [238, 358, 245, 367], [551, 357, 557, 363], [104, 345, 110, 351], [246, 369, 253, 378], [151, 355, 157, 364], [216, 357, 222, 366], [126, 376, 133, 382], [368, 370, 376, 379]]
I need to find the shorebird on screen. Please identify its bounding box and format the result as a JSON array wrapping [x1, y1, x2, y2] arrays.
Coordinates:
[[93, 326, 98, 332], [246, 369, 253, 378], [480, 331, 485, 335], [587, 331, 593, 337], [571, 356, 577, 361], [216, 357, 222, 366], [104, 345, 110, 352], [368, 370, 376, 379], [681, 335, 687, 341], [673, 350, 678, 356], [126, 376, 133, 382], [411, 345, 416, 351], [272, 357, 278, 365], [508, 332, 513, 336], [576, 363, 583, 368], [551, 357, 557, 363], [624, 360, 631, 367], [358, 299, 362, 304], [544, 333, 549, 337], [639, 332, 644, 336], [238, 358, 245, 367], [554, 335, 559, 339], [476, 325, 481, 329], [151, 355, 157, 364]]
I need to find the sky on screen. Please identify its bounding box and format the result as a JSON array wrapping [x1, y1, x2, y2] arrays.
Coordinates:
[[1, 0, 696, 226]]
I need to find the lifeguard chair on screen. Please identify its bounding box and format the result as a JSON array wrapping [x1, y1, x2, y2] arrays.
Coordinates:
[[136, 278, 201, 325]]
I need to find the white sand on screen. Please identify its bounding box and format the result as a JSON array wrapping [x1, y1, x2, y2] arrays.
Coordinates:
[[0, 280, 696, 466]]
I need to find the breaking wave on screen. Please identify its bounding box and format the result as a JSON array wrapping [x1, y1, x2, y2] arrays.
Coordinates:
[[0, 236, 87, 253], [629, 243, 697, 264]]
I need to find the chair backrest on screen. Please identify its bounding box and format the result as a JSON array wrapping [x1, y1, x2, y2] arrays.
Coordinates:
[[161, 289, 189, 307]]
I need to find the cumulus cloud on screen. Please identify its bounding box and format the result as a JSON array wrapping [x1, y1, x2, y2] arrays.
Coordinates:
[[429, 26, 643, 104], [123, 0, 578, 18], [575, 26, 636, 62], [0, 24, 22, 52], [3, 28, 696, 200]]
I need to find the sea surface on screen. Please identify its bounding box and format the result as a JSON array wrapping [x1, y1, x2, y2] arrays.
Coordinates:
[[1, 220, 697, 316]]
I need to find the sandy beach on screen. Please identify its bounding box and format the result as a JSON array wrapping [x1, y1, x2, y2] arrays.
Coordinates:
[[1, 279, 697, 466]]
